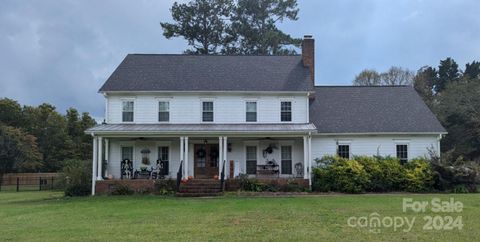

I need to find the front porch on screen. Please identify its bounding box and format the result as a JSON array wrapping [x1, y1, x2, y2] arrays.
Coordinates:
[[90, 134, 313, 195]]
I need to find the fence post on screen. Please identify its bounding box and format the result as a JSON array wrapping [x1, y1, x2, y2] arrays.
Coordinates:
[[16, 177, 19, 192], [51, 177, 54, 190], [39, 177, 42, 191]]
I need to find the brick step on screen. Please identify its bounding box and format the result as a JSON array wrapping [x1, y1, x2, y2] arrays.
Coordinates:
[[179, 188, 222, 193], [185, 180, 220, 185], [180, 184, 220, 188], [176, 192, 223, 197]]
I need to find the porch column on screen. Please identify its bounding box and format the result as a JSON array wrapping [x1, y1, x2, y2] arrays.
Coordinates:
[[308, 135, 312, 186], [180, 137, 185, 179], [97, 136, 103, 180], [218, 136, 223, 177], [104, 138, 109, 177], [223, 136, 228, 179], [303, 136, 308, 179], [184, 137, 189, 177], [91, 136, 98, 195]]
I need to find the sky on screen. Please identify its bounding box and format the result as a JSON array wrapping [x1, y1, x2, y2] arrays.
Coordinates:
[[0, 0, 479, 120]]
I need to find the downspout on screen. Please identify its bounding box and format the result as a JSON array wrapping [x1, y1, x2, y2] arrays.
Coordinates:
[[437, 134, 442, 158], [308, 132, 312, 187]]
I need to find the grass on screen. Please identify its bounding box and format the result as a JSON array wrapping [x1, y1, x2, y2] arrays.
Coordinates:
[[0, 192, 479, 241]]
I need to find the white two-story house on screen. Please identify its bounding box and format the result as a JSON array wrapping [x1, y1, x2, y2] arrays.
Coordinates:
[[87, 35, 446, 194]]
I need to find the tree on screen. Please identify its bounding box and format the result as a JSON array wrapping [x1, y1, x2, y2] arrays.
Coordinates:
[[0, 98, 24, 127], [229, 0, 301, 55], [436, 57, 460, 93], [353, 69, 381, 86], [351, 66, 414, 86], [23, 104, 75, 171], [160, 0, 234, 54], [435, 81, 480, 160], [160, 0, 301, 55], [79, 112, 96, 160], [464, 61, 480, 80], [380, 66, 414, 86], [0, 125, 42, 178], [413, 66, 437, 108]]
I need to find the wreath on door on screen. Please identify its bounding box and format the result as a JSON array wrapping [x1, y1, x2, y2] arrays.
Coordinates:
[[196, 149, 206, 158]]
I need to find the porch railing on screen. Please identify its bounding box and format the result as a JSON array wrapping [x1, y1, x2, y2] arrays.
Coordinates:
[[220, 160, 226, 192], [176, 160, 183, 192]]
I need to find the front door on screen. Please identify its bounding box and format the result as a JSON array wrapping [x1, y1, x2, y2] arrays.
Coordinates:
[[194, 144, 219, 179]]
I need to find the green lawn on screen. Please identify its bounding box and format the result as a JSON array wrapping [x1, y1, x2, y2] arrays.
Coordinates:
[[0, 192, 479, 241]]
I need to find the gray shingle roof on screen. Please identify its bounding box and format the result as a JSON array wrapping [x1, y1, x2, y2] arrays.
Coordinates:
[[86, 123, 317, 134], [309, 86, 446, 134], [99, 54, 312, 92]]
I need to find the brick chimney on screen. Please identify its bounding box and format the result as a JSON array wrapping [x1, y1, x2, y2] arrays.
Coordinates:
[[302, 35, 315, 85]]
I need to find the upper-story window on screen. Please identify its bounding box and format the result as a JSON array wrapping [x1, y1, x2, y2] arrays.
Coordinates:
[[202, 101, 214, 122], [281, 101, 292, 122], [158, 101, 170, 122], [122, 101, 134, 122], [246, 101, 257, 122]]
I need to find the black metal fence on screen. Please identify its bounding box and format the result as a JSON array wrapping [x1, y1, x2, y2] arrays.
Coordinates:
[[0, 176, 62, 192]]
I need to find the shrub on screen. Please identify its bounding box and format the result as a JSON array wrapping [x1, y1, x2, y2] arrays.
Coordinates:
[[313, 156, 370, 193], [110, 183, 134, 195], [312, 155, 437, 193], [59, 159, 91, 196], [238, 174, 307, 192], [154, 179, 176, 195], [429, 150, 478, 193], [403, 158, 435, 192], [281, 179, 308, 192], [356, 156, 406, 192]]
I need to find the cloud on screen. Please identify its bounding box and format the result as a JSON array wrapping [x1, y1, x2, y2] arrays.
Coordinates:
[[0, 0, 479, 119]]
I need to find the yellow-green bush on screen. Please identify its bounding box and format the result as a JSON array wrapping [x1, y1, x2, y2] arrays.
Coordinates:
[[313, 156, 370, 193], [404, 158, 435, 192], [312, 156, 435, 193]]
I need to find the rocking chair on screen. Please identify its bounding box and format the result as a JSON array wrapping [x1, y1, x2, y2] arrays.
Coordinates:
[[294, 162, 303, 178], [120, 159, 134, 179]]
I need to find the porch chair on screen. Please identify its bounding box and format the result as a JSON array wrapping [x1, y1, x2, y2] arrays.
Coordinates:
[[120, 159, 134, 179], [150, 160, 165, 179], [294, 162, 303, 178]]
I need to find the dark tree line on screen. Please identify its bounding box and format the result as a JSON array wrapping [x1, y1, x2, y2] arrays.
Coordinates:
[[0, 98, 96, 176], [161, 0, 301, 55], [353, 58, 480, 161]]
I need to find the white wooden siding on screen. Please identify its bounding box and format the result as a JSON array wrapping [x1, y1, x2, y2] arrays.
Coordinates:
[[311, 135, 440, 162], [106, 93, 308, 124]]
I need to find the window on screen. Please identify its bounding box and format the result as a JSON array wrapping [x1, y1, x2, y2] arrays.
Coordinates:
[[246, 146, 257, 174], [246, 101, 257, 122], [158, 101, 169, 122], [202, 101, 214, 122], [158, 146, 169, 175], [281, 146, 292, 174], [337, 145, 350, 159], [158, 146, 169, 161], [196, 145, 206, 167], [121, 147, 133, 161], [281, 101, 292, 122], [396, 145, 408, 164], [122, 101, 134, 122]]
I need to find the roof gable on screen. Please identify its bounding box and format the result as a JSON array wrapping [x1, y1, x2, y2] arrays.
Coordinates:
[[309, 86, 446, 134], [99, 54, 312, 92]]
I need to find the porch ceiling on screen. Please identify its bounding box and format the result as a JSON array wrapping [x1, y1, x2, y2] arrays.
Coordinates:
[[86, 123, 317, 135]]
